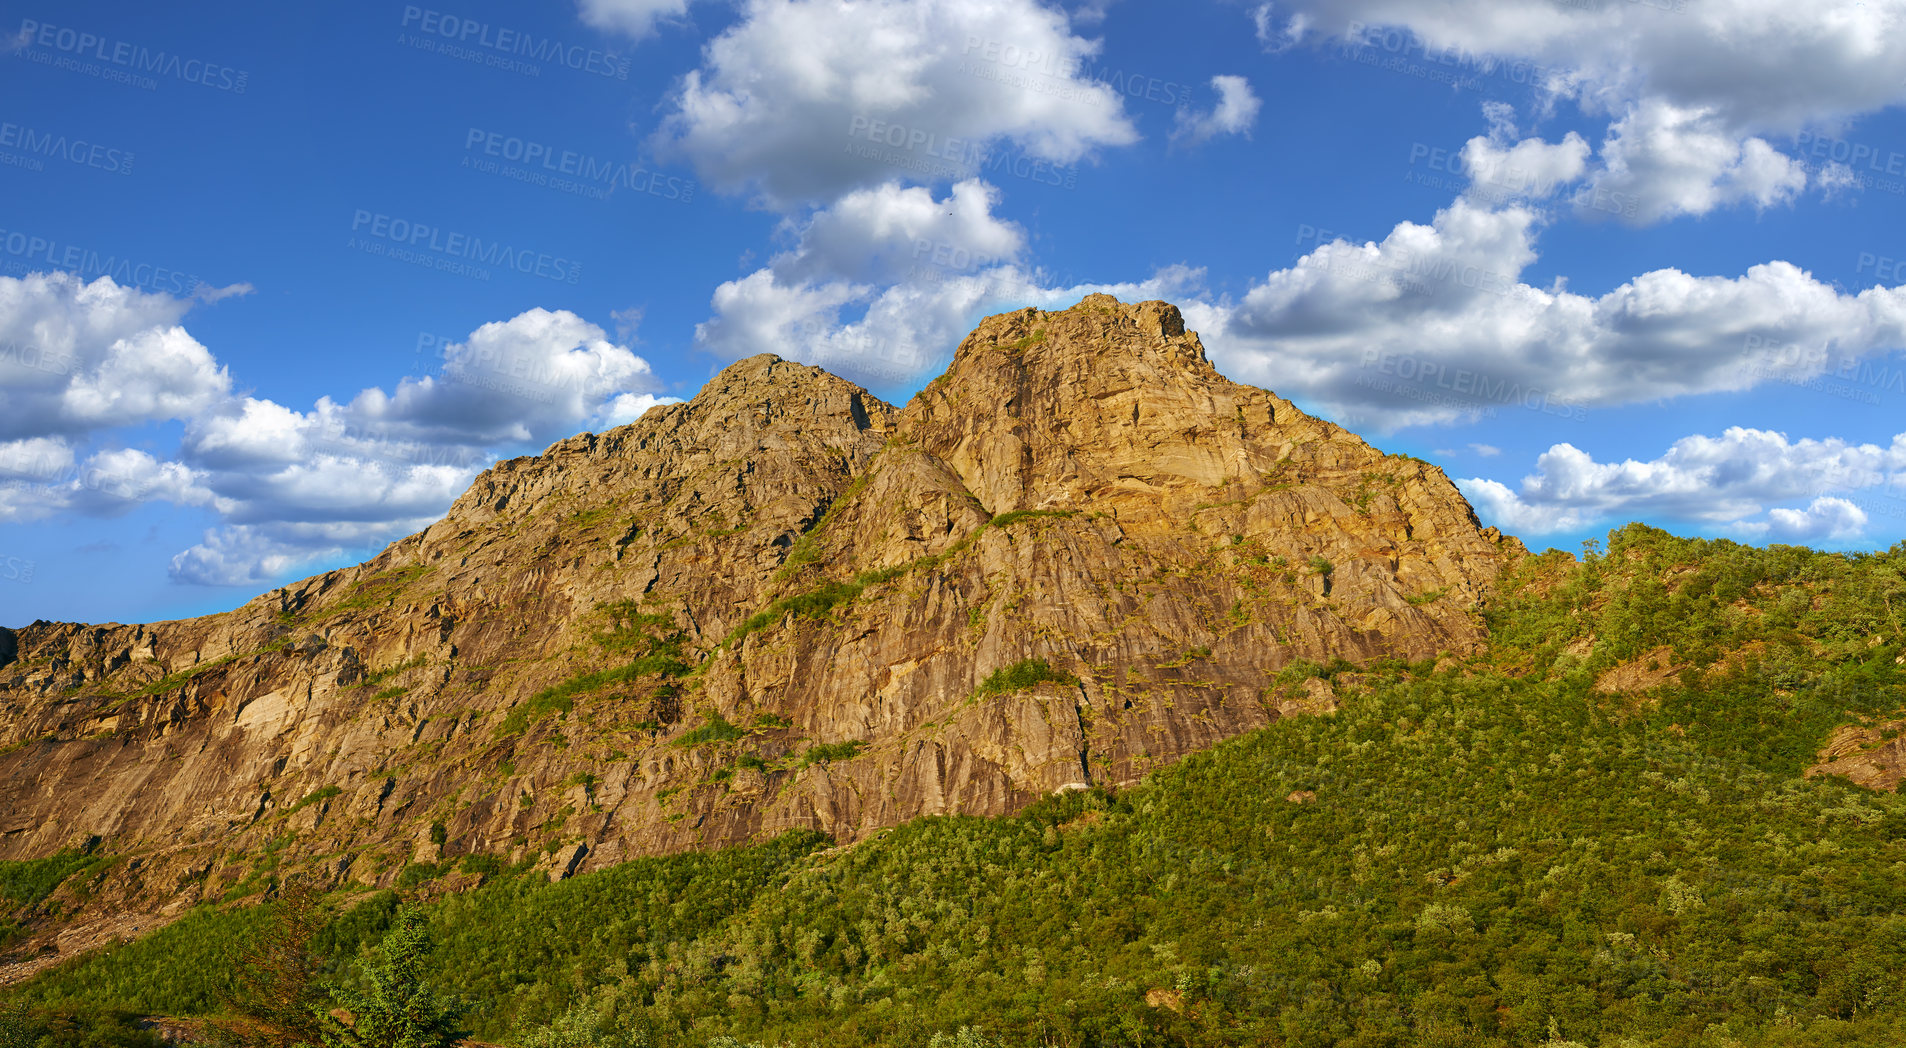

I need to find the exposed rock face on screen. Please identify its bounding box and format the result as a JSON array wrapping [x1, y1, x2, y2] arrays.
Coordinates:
[[0, 296, 1521, 971], [1807, 720, 1906, 791]]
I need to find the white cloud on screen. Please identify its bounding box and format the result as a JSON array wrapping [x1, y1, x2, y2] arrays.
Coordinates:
[[1746, 497, 1870, 543], [1259, 1, 1906, 222], [0, 272, 229, 441], [168, 517, 444, 588], [1187, 198, 1906, 429], [0, 436, 74, 483], [1072, 0, 1114, 28], [1252, 4, 1311, 53], [1577, 99, 1808, 224], [68, 448, 215, 514], [576, 0, 699, 39], [770, 179, 1025, 286], [652, 0, 1139, 206], [1261, 0, 1906, 129], [698, 179, 1024, 387], [0, 447, 215, 525], [1460, 122, 1591, 203], [154, 307, 672, 583], [351, 308, 661, 445], [594, 393, 675, 429], [2, 279, 674, 585], [696, 260, 1206, 391], [162, 310, 682, 582], [1459, 427, 1906, 538], [1171, 75, 1262, 147], [63, 326, 235, 430], [695, 178, 1205, 389], [182, 307, 663, 473], [1468, 442, 1501, 457], [1816, 160, 1864, 199]]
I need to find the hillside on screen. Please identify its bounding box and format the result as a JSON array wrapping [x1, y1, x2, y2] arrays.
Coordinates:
[[0, 295, 1520, 980], [12, 525, 1906, 1048]]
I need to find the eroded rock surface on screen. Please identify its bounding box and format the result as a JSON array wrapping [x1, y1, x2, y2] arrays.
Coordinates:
[[1808, 721, 1906, 792], [0, 296, 1522, 972]]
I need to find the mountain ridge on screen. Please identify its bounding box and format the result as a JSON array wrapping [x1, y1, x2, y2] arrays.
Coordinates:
[[0, 294, 1522, 980]]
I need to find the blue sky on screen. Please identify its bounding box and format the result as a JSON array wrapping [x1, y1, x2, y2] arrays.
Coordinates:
[[3, 0, 1906, 627]]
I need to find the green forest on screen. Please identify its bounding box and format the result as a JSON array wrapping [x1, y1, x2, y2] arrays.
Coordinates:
[[8, 524, 1906, 1047]]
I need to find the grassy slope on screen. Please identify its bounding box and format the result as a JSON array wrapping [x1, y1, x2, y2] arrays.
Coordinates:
[[9, 524, 1906, 1047]]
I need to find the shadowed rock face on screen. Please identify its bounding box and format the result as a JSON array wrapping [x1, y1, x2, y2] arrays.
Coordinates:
[[0, 295, 1522, 969]]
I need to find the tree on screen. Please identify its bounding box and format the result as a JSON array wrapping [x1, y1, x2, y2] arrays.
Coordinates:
[[311, 906, 467, 1048], [216, 880, 328, 1047], [928, 1028, 1008, 1048], [516, 1000, 647, 1048]]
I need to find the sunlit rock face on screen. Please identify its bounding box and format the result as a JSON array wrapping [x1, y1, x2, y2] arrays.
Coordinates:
[[0, 295, 1520, 972]]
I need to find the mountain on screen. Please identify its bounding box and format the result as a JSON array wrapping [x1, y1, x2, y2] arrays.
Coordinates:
[[0, 294, 1521, 978]]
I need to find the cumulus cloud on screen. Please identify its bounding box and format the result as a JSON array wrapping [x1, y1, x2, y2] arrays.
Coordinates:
[[699, 177, 1906, 433], [153, 307, 675, 583], [169, 517, 446, 588], [1071, 0, 1115, 27], [1186, 198, 1906, 429], [1577, 99, 1808, 224], [1459, 427, 1906, 538], [1747, 497, 1871, 543], [351, 308, 661, 446], [698, 179, 1023, 387], [696, 259, 1207, 390], [594, 393, 674, 429], [1458, 105, 1591, 203], [769, 179, 1026, 286], [694, 177, 1206, 389], [1171, 75, 1262, 147], [652, 0, 1139, 206], [0, 447, 215, 525], [1257, 0, 1906, 222], [1, 274, 675, 585], [0, 272, 229, 441], [192, 307, 661, 455], [0, 436, 75, 484]]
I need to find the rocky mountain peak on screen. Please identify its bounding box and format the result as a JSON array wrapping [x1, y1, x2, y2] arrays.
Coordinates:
[[683, 353, 891, 437], [903, 295, 1375, 521], [0, 297, 1523, 980]]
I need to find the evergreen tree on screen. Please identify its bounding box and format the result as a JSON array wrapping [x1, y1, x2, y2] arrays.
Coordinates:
[[311, 906, 466, 1048]]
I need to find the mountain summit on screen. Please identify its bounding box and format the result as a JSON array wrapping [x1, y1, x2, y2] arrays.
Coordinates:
[[0, 295, 1520, 971]]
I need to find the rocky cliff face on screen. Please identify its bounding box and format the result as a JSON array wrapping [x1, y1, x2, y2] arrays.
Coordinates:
[[0, 295, 1521, 975]]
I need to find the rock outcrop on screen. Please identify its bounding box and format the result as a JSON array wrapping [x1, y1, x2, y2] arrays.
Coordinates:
[[1807, 720, 1906, 792], [0, 295, 1522, 974]]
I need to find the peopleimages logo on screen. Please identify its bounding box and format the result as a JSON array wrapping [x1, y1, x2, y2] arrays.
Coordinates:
[[1358, 349, 1589, 421], [0, 339, 75, 377], [461, 129, 695, 202], [0, 226, 206, 296], [0, 120, 134, 174], [14, 19, 249, 93], [348, 210, 584, 284], [399, 7, 629, 80]]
